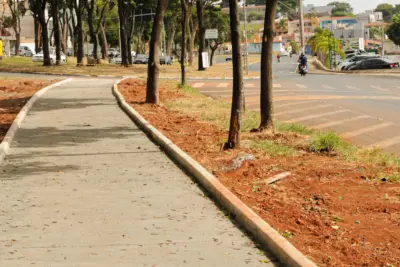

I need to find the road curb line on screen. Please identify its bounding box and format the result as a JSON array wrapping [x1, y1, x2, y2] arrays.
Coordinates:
[[0, 78, 73, 164], [112, 79, 317, 267]]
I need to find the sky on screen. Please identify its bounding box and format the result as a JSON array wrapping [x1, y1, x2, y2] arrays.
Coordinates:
[[304, 0, 400, 14]]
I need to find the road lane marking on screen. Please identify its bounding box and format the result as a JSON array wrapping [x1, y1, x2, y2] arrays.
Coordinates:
[[346, 85, 360, 90], [368, 136, 400, 149], [341, 122, 394, 138], [217, 83, 230, 88], [313, 115, 370, 129], [192, 83, 205, 88], [274, 101, 317, 108], [274, 104, 332, 116], [296, 84, 307, 89], [245, 83, 255, 88], [322, 85, 334, 89], [370, 85, 389, 92], [273, 84, 282, 88], [284, 110, 348, 123]]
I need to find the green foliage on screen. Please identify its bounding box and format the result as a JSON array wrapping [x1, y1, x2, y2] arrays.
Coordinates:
[[309, 132, 346, 153], [290, 41, 299, 53], [250, 140, 297, 157], [275, 122, 314, 135], [375, 3, 395, 22], [328, 1, 354, 17], [308, 29, 344, 67], [387, 14, 400, 46]]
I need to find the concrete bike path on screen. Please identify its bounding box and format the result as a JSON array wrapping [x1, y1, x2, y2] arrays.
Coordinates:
[[0, 78, 276, 266]]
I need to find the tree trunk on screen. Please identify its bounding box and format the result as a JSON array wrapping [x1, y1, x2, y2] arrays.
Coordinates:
[[39, 12, 51, 66], [166, 16, 176, 57], [75, 0, 84, 65], [15, 31, 20, 56], [87, 0, 98, 60], [51, 0, 62, 65], [196, 0, 205, 71], [117, 0, 128, 66], [259, 0, 278, 129], [187, 8, 196, 67], [61, 12, 68, 55], [100, 22, 108, 60], [180, 0, 188, 86], [146, 0, 168, 104], [225, 0, 244, 149], [34, 18, 41, 53], [210, 44, 219, 67]]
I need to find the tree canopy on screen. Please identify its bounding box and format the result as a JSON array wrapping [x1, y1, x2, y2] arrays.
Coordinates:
[[375, 3, 396, 22], [387, 13, 400, 46], [328, 1, 354, 17]]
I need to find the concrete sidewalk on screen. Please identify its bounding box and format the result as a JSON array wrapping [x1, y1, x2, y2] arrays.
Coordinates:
[[0, 78, 275, 266]]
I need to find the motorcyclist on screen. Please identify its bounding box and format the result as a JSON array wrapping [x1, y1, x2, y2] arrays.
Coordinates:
[[298, 53, 308, 72]]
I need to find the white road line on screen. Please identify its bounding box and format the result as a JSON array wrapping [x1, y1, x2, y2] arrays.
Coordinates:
[[394, 85, 400, 89], [273, 84, 282, 88], [217, 83, 230, 88], [313, 115, 370, 129], [370, 85, 389, 92], [192, 83, 205, 88], [284, 110, 348, 123], [245, 83, 255, 88], [274, 104, 332, 116], [346, 85, 360, 90], [296, 84, 307, 89], [341, 122, 394, 138], [322, 85, 334, 89], [274, 101, 316, 108], [368, 136, 400, 149]]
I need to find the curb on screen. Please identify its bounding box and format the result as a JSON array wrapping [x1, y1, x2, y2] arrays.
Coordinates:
[[0, 78, 73, 164], [112, 79, 317, 267]]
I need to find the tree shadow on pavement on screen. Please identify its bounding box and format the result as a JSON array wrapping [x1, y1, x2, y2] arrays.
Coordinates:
[[31, 97, 116, 112], [0, 161, 81, 180]]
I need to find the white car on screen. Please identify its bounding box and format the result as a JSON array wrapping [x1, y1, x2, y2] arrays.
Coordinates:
[[280, 50, 289, 56], [32, 51, 67, 64], [110, 56, 122, 64], [19, 45, 35, 57]]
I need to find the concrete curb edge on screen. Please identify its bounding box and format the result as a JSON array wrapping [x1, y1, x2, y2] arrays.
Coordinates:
[[112, 79, 317, 267], [0, 78, 73, 164]]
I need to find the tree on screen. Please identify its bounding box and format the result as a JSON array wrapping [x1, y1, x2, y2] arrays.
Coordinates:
[[165, 0, 180, 57], [5, 0, 26, 56], [259, 0, 278, 130], [328, 1, 353, 17], [375, 3, 395, 22], [180, 0, 188, 86], [73, 0, 85, 65], [29, 0, 51, 66], [146, 0, 168, 104], [51, 0, 62, 65], [308, 29, 344, 67], [204, 6, 229, 66], [224, 0, 243, 149], [387, 13, 400, 46]]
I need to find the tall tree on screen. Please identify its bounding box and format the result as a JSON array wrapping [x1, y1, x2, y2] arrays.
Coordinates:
[[146, 0, 168, 104], [204, 6, 229, 66], [51, 0, 62, 65], [196, 0, 206, 70], [165, 0, 180, 57], [29, 0, 51, 66], [73, 0, 85, 65], [327, 1, 353, 16], [259, 0, 278, 130], [375, 3, 395, 22], [180, 0, 188, 86], [387, 13, 400, 46], [5, 0, 26, 56], [117, 0, 128, 66], [225, 0, 243, 149]]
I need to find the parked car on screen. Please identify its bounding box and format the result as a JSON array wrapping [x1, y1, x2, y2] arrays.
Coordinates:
[[280, 50, 289, 57], [134, 54, 148, 64], [108, 48, 119, 58], [160, 56, 172, 65], [339, 55, 379, 71], [32, 51, 67, 64], [110, 56, 122, 64], [19, 45, 35, 57], [347, 58, 399, 70]]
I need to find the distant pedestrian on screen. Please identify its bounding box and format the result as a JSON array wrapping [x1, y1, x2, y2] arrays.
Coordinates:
[[277, 54, 281, 63]]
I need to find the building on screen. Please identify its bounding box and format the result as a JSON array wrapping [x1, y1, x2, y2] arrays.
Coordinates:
[[319, 16, 358, 30], [357, 11, 383, 24], [332, 23, 369, 40], [288, 18, 319, 43], [304, 4, 333, 17]]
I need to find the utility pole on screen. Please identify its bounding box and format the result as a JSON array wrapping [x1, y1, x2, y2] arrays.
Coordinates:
[[243, 0, 249, 74], [298, 0, 305, 53]]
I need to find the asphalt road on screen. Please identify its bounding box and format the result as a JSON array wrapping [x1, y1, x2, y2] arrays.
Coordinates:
[[190, 57, 400, 155]]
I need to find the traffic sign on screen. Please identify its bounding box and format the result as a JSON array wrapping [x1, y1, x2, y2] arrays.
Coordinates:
[[205, 29, 218, 39]]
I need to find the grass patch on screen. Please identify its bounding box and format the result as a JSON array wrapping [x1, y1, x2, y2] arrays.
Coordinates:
[[276, 121, 314, 135], [178, 84, 202, 97], [358, 147, 400, 168], [378, 172, 400, 182], [250, 139, 297, 157], [309, 132, 347, 153]]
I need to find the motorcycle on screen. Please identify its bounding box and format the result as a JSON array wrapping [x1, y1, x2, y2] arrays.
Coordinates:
[[299, 64, 308, 76]]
